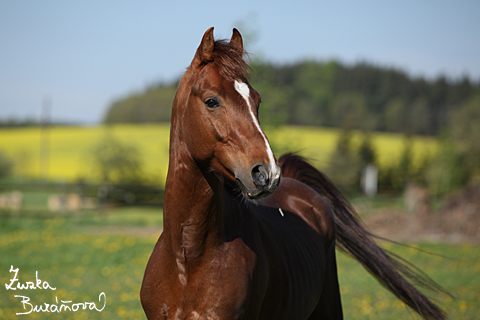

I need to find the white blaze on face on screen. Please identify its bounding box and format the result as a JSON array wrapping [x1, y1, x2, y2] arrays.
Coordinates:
[[234, 80, 279, 181]]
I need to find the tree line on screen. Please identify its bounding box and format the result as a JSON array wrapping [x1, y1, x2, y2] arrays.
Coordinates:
[[101, 60, 480, 196], [103, 59, 479, 136]]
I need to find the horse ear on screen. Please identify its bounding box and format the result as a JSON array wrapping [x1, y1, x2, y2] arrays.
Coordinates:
[[230, 28, 243, 50], [194, 27, 215, 66]]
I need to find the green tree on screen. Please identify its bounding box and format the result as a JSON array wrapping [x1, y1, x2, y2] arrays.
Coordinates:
[[409, 97, 432, 135], [0, 150, 14, 178], [426, 137, 467, 197], [326, 130, 360, 192], [425, 92, 480, 196], [250, 63, 289, 127], [291, 61, 336, 126], [332, 93, 369, 130], [384, 97, 408, 133], [397, 135, 414, 188], [91, 133, 144, 184], [450, 94, 480, 180], [104, 85, 176, 124], [358, 133, 377, 168]]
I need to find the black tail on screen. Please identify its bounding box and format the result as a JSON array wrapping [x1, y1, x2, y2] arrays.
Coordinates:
[[279, 153, 448, 320]]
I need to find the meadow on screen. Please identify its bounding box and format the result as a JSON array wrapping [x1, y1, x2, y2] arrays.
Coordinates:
[[0, 211, 478, 319], [0, 124, 438, 184], [3, 124, 474, 320]]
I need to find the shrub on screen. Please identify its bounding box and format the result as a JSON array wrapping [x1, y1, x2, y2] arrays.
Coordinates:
[[0, 150, 14, 178]]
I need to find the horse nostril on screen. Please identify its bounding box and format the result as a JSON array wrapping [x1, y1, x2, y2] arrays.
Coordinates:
[[251, 164, 269, 188]]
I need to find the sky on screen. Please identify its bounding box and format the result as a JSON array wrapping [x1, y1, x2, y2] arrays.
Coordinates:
[[1, 1, 479, 124]]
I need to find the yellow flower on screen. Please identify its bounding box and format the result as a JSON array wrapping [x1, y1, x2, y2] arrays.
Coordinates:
[[125, 236, 136, 247], [101, 266, 111, 277]]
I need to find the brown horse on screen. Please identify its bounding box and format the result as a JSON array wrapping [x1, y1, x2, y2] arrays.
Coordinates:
[[141, 27, 447, 320]]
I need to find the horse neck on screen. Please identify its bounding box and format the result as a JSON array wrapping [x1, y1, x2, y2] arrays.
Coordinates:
[[163, 110, 224, 261]]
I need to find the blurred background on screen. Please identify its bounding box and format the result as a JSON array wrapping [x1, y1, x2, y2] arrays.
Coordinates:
[[1, 1, 479, 319]]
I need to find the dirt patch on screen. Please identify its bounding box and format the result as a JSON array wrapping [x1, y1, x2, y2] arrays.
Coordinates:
[[364, 184, 480, 244]]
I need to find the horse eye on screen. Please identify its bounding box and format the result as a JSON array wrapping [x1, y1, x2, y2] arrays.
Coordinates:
[[205, 99, 219, 109]]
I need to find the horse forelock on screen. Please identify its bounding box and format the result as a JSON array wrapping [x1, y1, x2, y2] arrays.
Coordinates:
[[201, 39, 250, 82]]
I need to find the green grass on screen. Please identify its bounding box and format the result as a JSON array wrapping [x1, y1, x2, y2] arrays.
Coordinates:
[[71, 207, 163, 227], [0, 124, 438, 184], [0, 211, 478, 319], [337, 241, 480, 319], [0, 216, 156, 319]]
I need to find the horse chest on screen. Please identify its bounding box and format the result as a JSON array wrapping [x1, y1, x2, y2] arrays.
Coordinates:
[[146, 240, 256, 320]]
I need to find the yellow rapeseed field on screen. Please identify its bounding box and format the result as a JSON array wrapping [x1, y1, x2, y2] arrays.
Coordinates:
[[0, 124, 437, 184], [0, 125, 170, 183], [265, 126, 438, 169]]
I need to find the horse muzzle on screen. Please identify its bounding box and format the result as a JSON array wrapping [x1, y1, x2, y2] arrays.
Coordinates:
[[236, 162, 281, 200]]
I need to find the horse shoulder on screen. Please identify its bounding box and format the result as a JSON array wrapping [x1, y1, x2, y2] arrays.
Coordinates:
[[259, 177, 336, 242], [141, 232, 258, 319]]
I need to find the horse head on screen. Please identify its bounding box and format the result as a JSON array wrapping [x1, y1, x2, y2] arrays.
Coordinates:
[[172, 27, 280, 199]]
